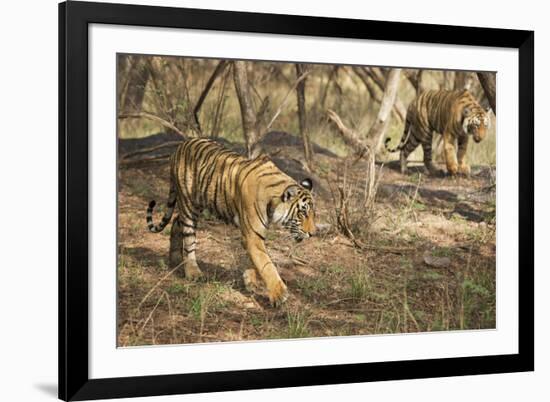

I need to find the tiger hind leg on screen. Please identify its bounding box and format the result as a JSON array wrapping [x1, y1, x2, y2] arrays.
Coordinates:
[[175, 214, 203, 280], [421, 138, 443, 176], [169, 216, 184, 269], [399, 151, 409, 175], [399, 133, 419, 175]]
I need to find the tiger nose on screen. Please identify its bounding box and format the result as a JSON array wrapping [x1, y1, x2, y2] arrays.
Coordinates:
[[304, 216, 316, 237]]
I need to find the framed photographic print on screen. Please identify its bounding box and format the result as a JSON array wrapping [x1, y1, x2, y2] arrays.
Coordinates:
[[59, 1, 534, 400]]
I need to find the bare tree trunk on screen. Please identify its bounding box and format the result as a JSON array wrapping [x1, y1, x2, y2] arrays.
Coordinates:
[[455, 71, 474, 90], [443, 70, 455, 90], [295, 64, 313, 171], [366, 68, 402, 152], [418, 70, 430, 93], [233, 61, 262, 158], [120, 56, 150, 113], [363, 68, 406, 122], [477, 72, 496, 114], [117, 55, 132, 104]]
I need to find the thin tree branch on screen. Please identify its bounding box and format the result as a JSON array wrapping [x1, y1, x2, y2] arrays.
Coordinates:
[[193, 60, 228, 133], [265, 71, 310, 131], [403, 69, 419, 91], [118, 111, 186, 137], [352, 67, 403, 122]]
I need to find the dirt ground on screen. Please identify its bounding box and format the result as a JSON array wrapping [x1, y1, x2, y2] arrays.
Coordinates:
[[117, 132, 496, 347]]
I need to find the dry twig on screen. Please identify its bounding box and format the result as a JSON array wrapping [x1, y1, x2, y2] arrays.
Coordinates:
[[118, 111, 187, 137], [266, 71, 310, 130]]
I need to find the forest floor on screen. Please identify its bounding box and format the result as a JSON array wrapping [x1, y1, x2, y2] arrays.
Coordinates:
[[117, 132, 496, 347]]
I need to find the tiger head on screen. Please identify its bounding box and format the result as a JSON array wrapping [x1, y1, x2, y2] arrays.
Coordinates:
[[272, 178, 316, 242], [462, 106, 491, 143]]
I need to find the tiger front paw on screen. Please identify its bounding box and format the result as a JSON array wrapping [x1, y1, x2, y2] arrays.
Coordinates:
[[446, 163, 458, 176], [243, 268, 262, 292], [458, 163, 471, 176], [184, 261, 203, 281], [268, 280, 289, 307]]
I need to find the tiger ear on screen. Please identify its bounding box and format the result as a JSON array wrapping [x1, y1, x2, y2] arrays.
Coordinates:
[[300, 178, 313, 191], [282, 186, 298, 202]]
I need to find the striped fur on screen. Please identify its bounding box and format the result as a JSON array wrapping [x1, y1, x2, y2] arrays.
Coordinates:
[[385, 89, 490, 176], [146, 138, 315, 306]]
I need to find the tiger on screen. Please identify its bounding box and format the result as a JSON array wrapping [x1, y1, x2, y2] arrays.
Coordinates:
[[146, 138, 316, 306], [385, 89, 491, 176]]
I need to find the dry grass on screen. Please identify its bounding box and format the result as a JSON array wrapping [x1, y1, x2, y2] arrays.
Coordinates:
[[117, 140, 496, 346]]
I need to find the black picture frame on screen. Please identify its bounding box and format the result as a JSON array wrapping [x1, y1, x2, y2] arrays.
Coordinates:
[[59, 1, 534, 400]]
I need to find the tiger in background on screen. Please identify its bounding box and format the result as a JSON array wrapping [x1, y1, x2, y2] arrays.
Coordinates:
[[146, 138, 316, 306], [385, 89, 491, 176]]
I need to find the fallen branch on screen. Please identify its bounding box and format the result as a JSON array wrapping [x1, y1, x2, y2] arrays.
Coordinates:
[[119, 154, 170, 166], [291, 255, 309, 266], [337, 241, 413, 254], [326, 108, 370, 158], [121, 141, 182, 160], [291, 258, 307, 266]]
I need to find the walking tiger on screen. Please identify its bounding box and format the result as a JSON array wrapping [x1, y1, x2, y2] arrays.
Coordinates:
[[146, 138, 316, 306], [385, 89, 491, 176]]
